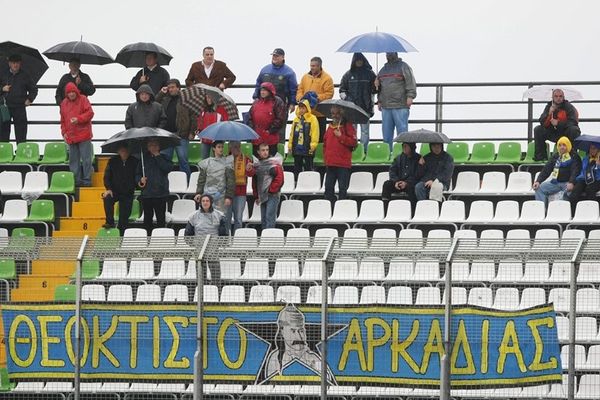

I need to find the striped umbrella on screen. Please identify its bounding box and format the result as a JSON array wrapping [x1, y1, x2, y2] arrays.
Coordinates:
[[180, 83, 239, 120]]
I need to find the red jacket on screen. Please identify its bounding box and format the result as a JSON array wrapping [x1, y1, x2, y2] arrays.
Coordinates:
[[60, 82, 94, 144], [197, 105, 228, 144], [252, 162, 284, 196], [249, 82, 286, 145], [323, 122, 357, 168]]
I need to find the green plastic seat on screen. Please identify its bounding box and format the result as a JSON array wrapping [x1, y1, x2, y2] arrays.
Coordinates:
[[419, 143, 431, 156], [392, 142, 403, 159], [39, 142, 68, 164], [188, 142, 202, 165], [312, 143, 324, 165], [54, 284, 76, 301], [0, 142, 14, 163], [11, 227, 35, 238], [283, 148, 294, 165], [10, 227, 35, 250], [0, 367, 15, 391], [47, 171, 75, 194], [26, 199, 55, 222], [70, 259, 100, 279], [351, 145, 365, 163], [361, 143, 391, 164], [466, 142, 496, 164], [241, 143, 253, 158], [446, 142, 469, 163], [114, 198, 141, 221], [97, 227, 121, 237], [0, 259, 16, 279], [493, 141, 522, 163], [521, 141, 548, 164], [11, 142, 40, 164]]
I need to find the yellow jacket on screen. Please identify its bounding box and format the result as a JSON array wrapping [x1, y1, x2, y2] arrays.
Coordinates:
[[288, 99, 320, 155], [296, 69, 334, 117]]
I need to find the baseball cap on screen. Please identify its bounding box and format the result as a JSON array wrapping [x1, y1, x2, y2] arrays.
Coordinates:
[[271, 48, 285, 56]]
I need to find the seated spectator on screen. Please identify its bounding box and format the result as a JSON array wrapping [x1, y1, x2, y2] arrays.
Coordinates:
[[382, 142, 421, 204], [323, 106, 357, 203], [102, 143, 138, 233], [415, 143, 454, 202], [569, 143, 600, 213], [288, 100, 319, 177], [196, 94, 228, 160], [533, 89, 581, 161], [533, 136, 581, 206], [184, 194, 226, 236], [194, 141, 234, 215]]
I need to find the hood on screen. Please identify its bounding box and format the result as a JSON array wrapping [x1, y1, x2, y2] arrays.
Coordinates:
[[64, 82, 81, 98], [295, 99, 313, 118], [136, 84, 155, 102], [259, 82, 276, 97], [557, 136, 572, 153], [350, 52, 372, 71]]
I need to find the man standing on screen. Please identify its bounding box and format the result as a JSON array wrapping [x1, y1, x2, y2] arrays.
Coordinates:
[[253, 142, 284, 229], [375, 52, 417, 151], [129, 52, 170, 97], [193, 141, 235, 214], [226, 141, 254, 233], [0, 54, 38, 143], [382, 142, 421, 204], [415, 143, 454, 203], [533, 89, 581, 161], [254, 48, 298, 142], [102, 144, 138, 233], [185, 47, 236, 89], [296, 57, 334, 139], [156, 79, 196, 178], [55, 58, 96, 105], [125, 84, 167, 129], [339, 53, 377, 152]]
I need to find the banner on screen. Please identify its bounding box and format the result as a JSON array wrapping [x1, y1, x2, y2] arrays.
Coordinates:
[[1, 303, 561, 387]]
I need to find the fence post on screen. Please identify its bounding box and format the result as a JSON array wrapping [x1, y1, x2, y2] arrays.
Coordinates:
[[568, 238, 584, 400], [527, 84, 534, 141], [435, 85, 444, 132], [320, 237, 335, 400], [74, 235, 89, 400], [194, 235, 211, 400], [441, 238, 459, 400]]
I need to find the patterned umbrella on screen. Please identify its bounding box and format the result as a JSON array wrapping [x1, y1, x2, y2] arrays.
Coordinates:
[[180, 84, 239, 120]]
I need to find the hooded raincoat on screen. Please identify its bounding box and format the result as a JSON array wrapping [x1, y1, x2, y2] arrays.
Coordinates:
[[124, 84, 167, 129], [60, 82, 94, 144], [288, 99, 319, 156]]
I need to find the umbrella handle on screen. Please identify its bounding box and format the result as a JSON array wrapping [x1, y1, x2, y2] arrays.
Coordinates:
[[141, 150, 145, 177]]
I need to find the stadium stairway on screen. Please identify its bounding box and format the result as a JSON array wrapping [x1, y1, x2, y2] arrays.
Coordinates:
[[52, 156, 110, 237], [9, 259, 74, 301]]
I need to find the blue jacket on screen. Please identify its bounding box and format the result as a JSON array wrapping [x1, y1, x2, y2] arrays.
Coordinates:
[[576, 156, 600, 184], [254, 62, 298, 105]]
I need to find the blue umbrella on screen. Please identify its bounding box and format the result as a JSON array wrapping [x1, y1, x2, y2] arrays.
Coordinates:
[[198, 121, 259, 142], [574, 134, 600, 152], [337, 31, 418, 53]]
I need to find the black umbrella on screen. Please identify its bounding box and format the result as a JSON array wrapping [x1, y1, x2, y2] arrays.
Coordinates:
[[43, 40, 114, 65], [393, 128, 451, 144], [0, 41, 48, 84], [115, 42, 173, 67], [314, 99, 370, 124]]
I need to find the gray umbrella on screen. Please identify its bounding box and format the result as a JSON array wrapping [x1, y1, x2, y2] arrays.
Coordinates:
[[314, 99, 370, 123], [393, 128, 451, 144], [44, 40, 114, 65]]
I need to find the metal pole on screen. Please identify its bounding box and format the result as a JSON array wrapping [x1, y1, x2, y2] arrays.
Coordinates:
[[320, 237, 335, 400], [194, 235, 211, 400], [568, 238, 584, 400], [527, 84, 534, 141], [74, 235, 89, 400], [441, 238, 459, 400], [435, 86, 444, 132]]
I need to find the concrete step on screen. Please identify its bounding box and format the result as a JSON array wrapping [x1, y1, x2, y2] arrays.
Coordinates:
[[52, 230, 89, 237], [92, 172, 104, 187], [97, 156, 110, 174], [79, 187, 105, 202], [59, 217, 105, 232], [14, 276, 70, 301], [32, 260, 75, 276], [72, 202, 104, 218]]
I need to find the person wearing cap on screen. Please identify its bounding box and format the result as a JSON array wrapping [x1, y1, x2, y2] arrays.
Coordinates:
[[375, 52, 417, 151], [185, 46, 236, 89], [533, 136, 581, 207], [0, 54, 38, 143], [124, 84, 167, 129], [533, 88, 581, 161], [129, 52, 170, 97], [414, 143, 454, 203], [296, 57, 334, 139], [382, 142, 422, 205], [55, 59, 96, 105], [254, 48, 298, 142], [248, 82, 286, 157]]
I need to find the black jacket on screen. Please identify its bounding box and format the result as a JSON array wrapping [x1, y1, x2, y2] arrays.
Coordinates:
[[0, 69, 37, 107], [55, 71, 96, 104], [389, 152, 422, 187], [339, 53, 377, 116], [538, 100, 579, 130], [420, 151, 454, 189], [537, 151, 581, 184], [125, 85, 167, 129], [129, 65, 170, 97], [135, 152, 173, 198], [104, 155, 139, 195]]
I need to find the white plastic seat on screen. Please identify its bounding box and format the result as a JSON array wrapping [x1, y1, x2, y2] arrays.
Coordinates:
[[249, 285, 274, 302], [371, 228, 397, 248], [333, 286, 359, 304], [576, 288, 600, 313], [271, 258, 300, 281], [341, 228, 367, 249], [415, 287, 441, 305], [330, 199, 358, 223], [0, 171, 23, 194], [232, 227, 258, 248], [98, 259, 127, 280], [285, 228, 310, 248], [560, 344, 586, 370], [107, 284, 133, 302], [0, 199, 28, 222], [555, 317, 569, 342], [518, 200, 546, 222], [170, 199, 197, 223], [411, 200, 439, 222], [121, 228, 147, 247], [246, 202, 261, 224], [549, 288, 570, 312], [467, 261, 495, 281], [99, 382, 130, 392], [562, 229, 585, 240], [450, 171, 479, 193], [576, 317, 598, 342], [347, 171, 374, 194], [185, 171, 199, 194], [220, 285, 245, 303], [22, 171, 49, 194], [220, 258, 242, 280], [493, 287, 520, 310], [442, 287, 467, 305], [383, 199, 412, 222], [281, 171, 295, 194], [412, 260, 440, 281], [277, 199, 304, 223], [584, 345, 600, 370], [385, 258, 413, 281], [305, 285, 332, 304], [548, 261, 571, 283], [240, 258, 270, 280], [468, 287, 493, 308], [505, 171, 533, 193], [313, 227, 338, 248], [149, 227, 176, 248], [275, 286, 301, 303], [493, 260, 523, 282], [453, 229, 477, 239], [492, 200, 520, 222], [519, 288, 546, 309], [572, 200, 599, 222], [156, 384, 186, 393], [545, 200, 572, 222], [0, 228, 8, 248], [82, 284, 106, 301], [522, 261, 550, 282], [372, 171, 389, 194], [425, 229, 452, 250], [356, 257, 385, 281], [398, 228, 423, 251], [303, 199, 332, 223], [299, 259, 323, 281], [547, 374, 569, 398], [577, 262, 598, 283], [259, 228, 285, 248], [438, 200, 465, 222], [136, 284, 161, 302], [360, 286, 386, 304], [479, 171, 505, 193], [194, 285, 219, 302], [466, 200, 494, 222], [355, 199, 385, 223], [43, 382, 73, 392], [576, 374, 600, 399], [293, 171, 321, 194], [182, 259, 197, 280], [127, 258, 155, 279], [156, 258, 186, 280], [163, 284, 189, 302], [168, 171, 188, 193], [330, 257, 358, 281], [533, 228, 560, 249], [386, 286, 413, 305], [448, 261, 470, 281]]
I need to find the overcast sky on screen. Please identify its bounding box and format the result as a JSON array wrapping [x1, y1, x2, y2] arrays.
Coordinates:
[[6, 0, 600, 142]]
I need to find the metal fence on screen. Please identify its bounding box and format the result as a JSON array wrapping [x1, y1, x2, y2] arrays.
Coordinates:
[[1, 234, 599, 399]]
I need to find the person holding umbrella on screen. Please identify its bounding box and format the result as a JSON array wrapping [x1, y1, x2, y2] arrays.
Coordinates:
[[414, 143, 454, 203], [136, 138, 173, 234], [570, 141, 600, 213], [196, 93, 228, 160], [249, 82, 286, 156], [129, 52, 170, 97], [0, 54, 38, 143], [382, 142, 422, 205], [55, 59, 96, 104], [125, 84, 167, 129]]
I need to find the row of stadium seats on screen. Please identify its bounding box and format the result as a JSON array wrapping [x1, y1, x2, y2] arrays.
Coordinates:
[[0, 199, 55, 223], [0, 170, 75, 194]]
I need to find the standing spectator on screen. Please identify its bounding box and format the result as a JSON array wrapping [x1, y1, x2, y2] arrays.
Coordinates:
[[533, 89, 581, 161], [59, 82, 94, 187], [156, 79, 196, 178], [125, 84, 167, 129], [254, 48, 298, 142], [185, 47, 236, 89], [226, 141, 254, 233], [323, 106, 357, 203], [102, 143, 138, 233], [415, 143, 454, 203], [382, 142, 421, 204], [194, 141, 235, 215], [0, 54, 38, 143], [249, 82, 286, 156], [55, 58, 96, 104], [196, 94, 228, 159], [570, 143, 600, 213], [253, 142, 284, 229], [129, 52, 170, 97], [339, 53, 377, 152], [288, 100, 319, 177], [533, 136, 581, 207], [184, 194, 226, 236], [375, 52, 417, 151], [296, 57, 334, 139], [136, 139, 173, 234]]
